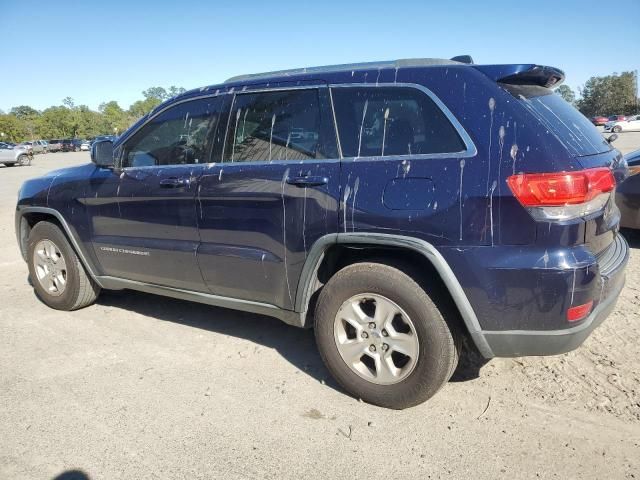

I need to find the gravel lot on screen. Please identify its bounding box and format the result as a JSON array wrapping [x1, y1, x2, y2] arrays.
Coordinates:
[[1, 134, 639, 479]]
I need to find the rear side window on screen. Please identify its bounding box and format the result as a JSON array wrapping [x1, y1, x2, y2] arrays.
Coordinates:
[[121, 97, 222, 168], [501, 84, 610, 157], [224, 89, 323, 162], [331, 86, 466, 157]]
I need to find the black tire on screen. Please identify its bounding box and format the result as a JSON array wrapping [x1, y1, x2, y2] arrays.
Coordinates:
[[27, 221, 100, 310], [314, 261, 460, 409], [613, 125, 622, 133]]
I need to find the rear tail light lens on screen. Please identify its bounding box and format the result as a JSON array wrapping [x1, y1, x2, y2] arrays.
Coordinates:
[[507, 167, 615, 220], [567, 301, 593, 322]]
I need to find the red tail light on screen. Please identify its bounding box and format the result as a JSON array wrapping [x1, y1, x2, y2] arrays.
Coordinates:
[[507, 168, 615, 207], [567, 301, 593, 322]]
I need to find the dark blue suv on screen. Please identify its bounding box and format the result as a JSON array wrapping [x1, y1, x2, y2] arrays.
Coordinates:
[[15, 57, 629, 408]]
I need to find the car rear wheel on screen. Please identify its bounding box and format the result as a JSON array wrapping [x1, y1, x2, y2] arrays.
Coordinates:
[[314, 261, 460, 409], [27, 221, 100, 310]]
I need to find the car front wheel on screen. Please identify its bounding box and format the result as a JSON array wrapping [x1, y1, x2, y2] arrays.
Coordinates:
[[27, 221, 100, 310], [314, 261, 460, 409]]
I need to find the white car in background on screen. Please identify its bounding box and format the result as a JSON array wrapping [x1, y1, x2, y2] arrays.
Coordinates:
[[604, 115, 640, 133], [0, 144, 31, 166], [80, 140, 91, 151]]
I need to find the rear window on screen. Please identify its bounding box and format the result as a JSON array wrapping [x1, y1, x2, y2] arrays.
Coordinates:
[[331, 86, 466, 158], [501, 84, 610, 157]]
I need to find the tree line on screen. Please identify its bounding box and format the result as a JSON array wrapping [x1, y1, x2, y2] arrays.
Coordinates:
[[1, 71, 637, 143], [555, 70, 638, 117], [0, 86, 186, 143]]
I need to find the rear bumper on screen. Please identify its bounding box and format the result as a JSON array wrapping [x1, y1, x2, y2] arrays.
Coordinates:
[[477, 234, 628, 357], [482, 275, 623, 356]]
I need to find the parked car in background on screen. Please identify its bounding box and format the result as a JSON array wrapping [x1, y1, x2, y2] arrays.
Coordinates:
[[47, 140, 63, 152], [16, 57, 629, 409], [60, 139, 82, 152], [0, 143, 31, 166], [617, 149, 640, 230], [591, 115, 609, 126], [80, 140, 91, 151], [604, 115, 640, 133], [17, 141, 47, 154], [36, 140, 48, 153]]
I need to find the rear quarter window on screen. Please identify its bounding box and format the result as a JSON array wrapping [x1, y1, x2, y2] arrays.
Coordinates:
[[501, 84, 610, 157], [331, 86, 466, 158]]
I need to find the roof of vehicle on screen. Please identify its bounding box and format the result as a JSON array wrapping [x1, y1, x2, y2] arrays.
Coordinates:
[[224, 57, 466, 83], [135, 56, 564, 134]]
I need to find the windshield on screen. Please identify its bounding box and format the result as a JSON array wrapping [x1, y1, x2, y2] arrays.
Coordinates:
[[501, 83, 610, 157]]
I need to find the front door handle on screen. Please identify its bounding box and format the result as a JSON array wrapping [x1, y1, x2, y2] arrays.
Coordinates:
[[285, 175, 328, 187], [159, 177, 189, 188]]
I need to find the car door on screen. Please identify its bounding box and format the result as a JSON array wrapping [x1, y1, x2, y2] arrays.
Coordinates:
[[87, 96, 225, 291], [197, 85, 340, 309]]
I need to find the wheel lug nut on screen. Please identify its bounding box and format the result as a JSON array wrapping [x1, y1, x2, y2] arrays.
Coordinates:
[[369, 345, 376, 352], [361, 332, 369, 339], [382, 343, 389, 351], [368, 323, 376, 329], [382, 329, 388, 337]]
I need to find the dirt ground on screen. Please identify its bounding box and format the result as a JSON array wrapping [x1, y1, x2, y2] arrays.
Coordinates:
[[1, 133, 639, 479]]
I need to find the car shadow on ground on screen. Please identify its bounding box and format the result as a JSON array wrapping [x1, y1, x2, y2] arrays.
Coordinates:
[[95, 289, 487, 393], [97, 289, 344, 392]]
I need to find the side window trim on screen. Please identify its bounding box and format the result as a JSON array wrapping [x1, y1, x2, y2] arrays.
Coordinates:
[[116, 94, 230, 169], [328, 82, 477, 160], [219, 85, 338, 165]]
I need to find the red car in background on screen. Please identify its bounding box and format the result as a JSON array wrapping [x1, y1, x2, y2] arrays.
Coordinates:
[[591, 115, 609, 126]]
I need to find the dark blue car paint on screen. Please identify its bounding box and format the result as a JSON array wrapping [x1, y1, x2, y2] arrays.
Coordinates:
[[16, 61, 629, 358]]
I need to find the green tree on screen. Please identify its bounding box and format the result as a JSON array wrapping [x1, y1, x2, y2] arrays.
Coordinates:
[[2, 85, 186, 141], [128, 97, 162, 119], [36, 106, 75, 139], [555, 85, 576, 105], [577, 71, 638, 116], [142, 86, 168, 101], [10, 105, 40, 120], [0, 114, 27, 142], [99, 101, 129, 135]]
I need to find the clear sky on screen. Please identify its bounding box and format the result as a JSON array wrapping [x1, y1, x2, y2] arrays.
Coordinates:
[[1, 0, 639, 112]]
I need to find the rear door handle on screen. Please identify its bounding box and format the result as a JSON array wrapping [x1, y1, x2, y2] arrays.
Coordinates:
[[159, 177, 189, 188], [285, 176, 328, 187]]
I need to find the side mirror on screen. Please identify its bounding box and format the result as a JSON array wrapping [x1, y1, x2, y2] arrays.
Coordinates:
[[91, 140, 114, 167], [607, 134, 618, 144]]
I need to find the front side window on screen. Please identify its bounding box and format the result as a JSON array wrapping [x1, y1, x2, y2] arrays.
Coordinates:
[[331, 86, 466, 157], [121, 97, 221, 168], [223, 89, 323, 162]]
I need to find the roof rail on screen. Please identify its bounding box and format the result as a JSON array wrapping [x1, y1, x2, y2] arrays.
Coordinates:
[[224, 57, 466, 83]]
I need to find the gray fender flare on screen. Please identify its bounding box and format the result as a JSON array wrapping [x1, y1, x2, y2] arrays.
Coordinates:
[[15, 206, 104, 288], [294, 232, 494, 358]]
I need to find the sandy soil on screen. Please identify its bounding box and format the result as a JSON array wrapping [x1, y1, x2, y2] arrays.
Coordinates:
[[1, 138, 639, 479]]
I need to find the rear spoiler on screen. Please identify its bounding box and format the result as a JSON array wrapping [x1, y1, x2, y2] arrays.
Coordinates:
[[472, 64, 565, 88]]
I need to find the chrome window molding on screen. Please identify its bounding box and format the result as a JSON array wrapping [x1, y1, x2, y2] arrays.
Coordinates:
[[328, 82, 477, 161]]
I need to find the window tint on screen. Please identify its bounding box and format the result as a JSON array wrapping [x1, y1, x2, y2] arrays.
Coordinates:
[[224, 89, 323, 162], [331, 87, 466, 157], [122, 98, 220, 168]]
